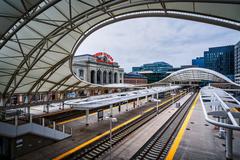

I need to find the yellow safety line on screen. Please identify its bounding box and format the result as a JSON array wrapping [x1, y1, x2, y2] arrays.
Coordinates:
[[53, 115, 141, 160], [53, 93, 185, 160], [165, 93, 199, 160]]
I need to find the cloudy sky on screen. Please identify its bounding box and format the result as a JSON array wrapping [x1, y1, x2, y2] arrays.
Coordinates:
[[76, 17, 240, 72]]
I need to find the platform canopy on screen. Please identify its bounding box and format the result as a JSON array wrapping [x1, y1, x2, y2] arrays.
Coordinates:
[[159, 68, 240, 87], [0, 0, 239, 101]]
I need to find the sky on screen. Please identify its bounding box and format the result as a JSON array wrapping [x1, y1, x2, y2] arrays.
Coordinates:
[[76, 17, 240, 73]]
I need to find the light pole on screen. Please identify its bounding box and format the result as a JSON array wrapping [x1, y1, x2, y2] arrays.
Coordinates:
[[106, 104, 117, 160], [151, 95, 161, 114], [171, 90, 176, 106]]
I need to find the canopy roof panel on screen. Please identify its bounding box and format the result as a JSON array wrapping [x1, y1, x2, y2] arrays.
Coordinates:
[[0, 0, 239, 101], [160, 68, 240, 87]]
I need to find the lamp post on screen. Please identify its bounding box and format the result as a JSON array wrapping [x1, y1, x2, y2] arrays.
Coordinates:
[[151, 95, 161, 114], [171, 91, 176, 106], [106, 104, 117, 160]]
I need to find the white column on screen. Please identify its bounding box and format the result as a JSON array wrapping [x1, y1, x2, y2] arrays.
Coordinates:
[[137, 98, 139, 107], [94, 70, 97, 84], [30, 114, 32, 123], [42, 118, 45, 127], [15, 116, 18, 126], [85, 109, 89, 126], [53, 121, 56, 130]]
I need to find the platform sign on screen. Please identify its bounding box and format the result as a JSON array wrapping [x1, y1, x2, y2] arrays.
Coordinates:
[[97, 109, 104, 121]]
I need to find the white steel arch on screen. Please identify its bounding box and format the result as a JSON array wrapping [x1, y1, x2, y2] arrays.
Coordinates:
[[160, 67, 240, 87], [0, 0, 239, 104]]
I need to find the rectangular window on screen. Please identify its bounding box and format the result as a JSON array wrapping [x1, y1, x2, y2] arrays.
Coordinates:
[[79, 69, 84, 77]]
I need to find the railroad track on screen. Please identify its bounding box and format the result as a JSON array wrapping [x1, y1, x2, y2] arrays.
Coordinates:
[[63, 92, 187, 160], [131, 92, 198, 160]]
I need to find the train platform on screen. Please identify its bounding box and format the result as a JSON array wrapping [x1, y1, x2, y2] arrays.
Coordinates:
[[100, 93, 192, 160], [168, 96, 240, 160], [16, 95, 173, 160]]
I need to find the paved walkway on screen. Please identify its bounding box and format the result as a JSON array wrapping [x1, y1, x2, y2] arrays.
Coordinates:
[[174, 99, 240, 160], [101, 93, 192, 160], [16, 97, 161, 160]]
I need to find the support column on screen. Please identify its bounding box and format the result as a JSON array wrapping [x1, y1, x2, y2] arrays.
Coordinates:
[[137, 98, 139, 107], [100, 71, 103, 84], [118, 103, 121, 112], [46, 102, 49, 113], [94, 70, 97, 84], [145, 96, 148, 103], [85, 109, 89, 126], [156, 93, 159, 114], [106, 72, 108, 84], [29, 114, 32, 123], [15, 115, 18, 126], [112, 72, 114, 84], [42, 118, 45, 127], [226, 119, 233, 160], [126, 101, 129, 111]]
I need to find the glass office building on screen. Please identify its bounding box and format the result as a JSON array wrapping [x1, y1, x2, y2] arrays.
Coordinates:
[[132, 61, 173, 73], [204, 45, 234, 81], [192, 57, 205, 68], [235, 41, 240, 84]]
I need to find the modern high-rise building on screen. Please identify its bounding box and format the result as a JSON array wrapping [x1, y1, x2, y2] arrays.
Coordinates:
[[234, 41, 240, 84], [204, 45, 234, 80], [192, 57, 204, 68], [132, 61, 173, 73]]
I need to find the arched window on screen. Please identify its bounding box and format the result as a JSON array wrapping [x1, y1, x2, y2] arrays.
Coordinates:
[[114, 72, 118, 83], [109, 71, 112, 84], [90, 70, 95, 83], [97, 70, 102, 84], [103, 71, 107, 84]]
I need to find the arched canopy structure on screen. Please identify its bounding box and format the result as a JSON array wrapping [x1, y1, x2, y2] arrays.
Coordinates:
[[0, 0, 240, 102], [160, 68, 240, 87]]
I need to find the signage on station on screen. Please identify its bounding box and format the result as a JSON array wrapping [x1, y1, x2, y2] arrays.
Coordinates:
[[93, 52, 114, 64]]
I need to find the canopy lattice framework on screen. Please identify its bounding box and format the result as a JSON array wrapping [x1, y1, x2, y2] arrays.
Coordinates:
[[0, 0, 239, 103]]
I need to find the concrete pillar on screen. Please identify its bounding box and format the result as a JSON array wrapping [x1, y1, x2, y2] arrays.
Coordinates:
[[62, 102, 65, 110], [85, 109, 89, 126], [43, 105, 46, 112], [118, 104, 121, 112], [126, 101, 129, 111], [110, 104, 113, 117], [106, 72, 109, 84], [94, 70, 97, 84], [226, 128, 233, 160], [15, 116, 18, 126], [117, 72, 120, 83], [145, 96, 148, 103], [29, 114, 32, 123], [63, 125, 65, 134], [42, 118, 45, 127], [46, 103, 49, 113], [53, 121, 56, 130], [225, 118, 233, 160], [100, 70, 103, 84], [137, 98, 139, 107]]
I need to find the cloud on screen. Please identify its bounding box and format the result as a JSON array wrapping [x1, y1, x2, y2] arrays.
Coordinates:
[[76, 18, 240, 72]]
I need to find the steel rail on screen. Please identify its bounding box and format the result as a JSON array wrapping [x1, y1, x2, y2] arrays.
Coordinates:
[[62, 92, 187, 160], [131, 92, 197, 160]]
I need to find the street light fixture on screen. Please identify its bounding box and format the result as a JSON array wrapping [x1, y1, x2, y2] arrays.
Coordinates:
[[171, 91, 176, 106], [106, 104, 118, 160], [151, 96, 161, 114]]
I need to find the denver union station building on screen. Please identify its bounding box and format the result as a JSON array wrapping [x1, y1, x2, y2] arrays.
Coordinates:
[[73, 52, 124, 84]]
